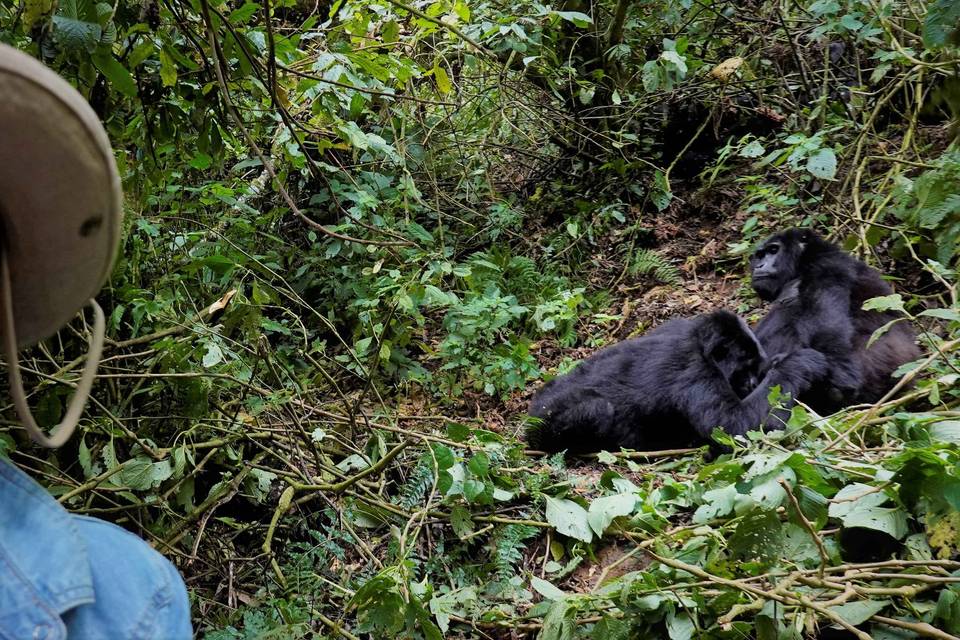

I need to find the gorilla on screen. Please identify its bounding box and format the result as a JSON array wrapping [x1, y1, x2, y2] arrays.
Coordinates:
[[526, 310, 828, 454], [750, 228, 921, 414]]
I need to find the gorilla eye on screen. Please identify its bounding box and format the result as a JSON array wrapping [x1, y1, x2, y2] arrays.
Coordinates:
[[767, 245, 779, 255]]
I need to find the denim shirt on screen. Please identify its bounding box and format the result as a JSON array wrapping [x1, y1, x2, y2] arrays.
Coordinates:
[[0, 460, 192, 640]]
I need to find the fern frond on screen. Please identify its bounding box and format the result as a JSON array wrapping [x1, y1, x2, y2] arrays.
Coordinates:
[[492, 524, 539, 578], [629, 249, 681, 285]]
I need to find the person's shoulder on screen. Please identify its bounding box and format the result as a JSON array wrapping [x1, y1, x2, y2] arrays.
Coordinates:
[[0, 459, 94, 636]]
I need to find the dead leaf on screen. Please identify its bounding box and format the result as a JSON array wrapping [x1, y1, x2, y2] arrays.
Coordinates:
[[710, 57, 744, 81]]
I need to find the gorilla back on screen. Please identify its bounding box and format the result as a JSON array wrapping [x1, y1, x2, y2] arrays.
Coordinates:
[[527, 310, 827, 454]]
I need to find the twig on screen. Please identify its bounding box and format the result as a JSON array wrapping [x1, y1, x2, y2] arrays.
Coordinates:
[[780, 479, 829, 577], [872, 616, 960, 640]]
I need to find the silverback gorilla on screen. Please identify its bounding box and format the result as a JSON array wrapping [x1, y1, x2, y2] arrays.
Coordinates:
[[750, 228, 921, 414], [526, 310, 828, 453]]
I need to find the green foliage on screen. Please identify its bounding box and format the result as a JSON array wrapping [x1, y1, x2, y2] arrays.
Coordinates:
[[891, 151, 960, 265], [925, 0, 960, 49]]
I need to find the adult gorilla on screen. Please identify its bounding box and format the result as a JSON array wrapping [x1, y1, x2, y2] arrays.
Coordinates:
[[527, 310, 827, 453], [750, 228, 921, 413]]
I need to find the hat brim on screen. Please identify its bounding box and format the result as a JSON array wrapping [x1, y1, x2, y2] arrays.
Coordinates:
[[0, 44, 122, 347]]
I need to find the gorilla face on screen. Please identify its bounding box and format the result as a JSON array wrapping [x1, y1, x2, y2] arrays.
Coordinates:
[[749, 231, 807, 301]]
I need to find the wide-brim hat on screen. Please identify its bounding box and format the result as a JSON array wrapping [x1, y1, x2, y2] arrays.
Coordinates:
[[0, 43, 122, 347]]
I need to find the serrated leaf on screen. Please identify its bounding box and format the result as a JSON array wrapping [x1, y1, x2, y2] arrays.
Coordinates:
[[450, 505, 473, 538], [120, 456, 170, 490], [545, 496, 593, 542], [863, 293, 905, 313], [78, 437, 94, 479], [597, 450, 617, 464], [642, 60, 660, 92], [463, 478, 485, 501]]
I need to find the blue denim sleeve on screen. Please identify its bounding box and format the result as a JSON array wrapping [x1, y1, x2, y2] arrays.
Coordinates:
[[60, 516, 193, 640], [0, 460, 192, 640]]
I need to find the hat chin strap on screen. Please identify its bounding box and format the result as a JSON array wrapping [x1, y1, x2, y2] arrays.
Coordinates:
[[0, 246, 105, 448]]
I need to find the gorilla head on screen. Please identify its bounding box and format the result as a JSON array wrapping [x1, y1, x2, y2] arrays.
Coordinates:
[[698, 310, 767, 399], [748, 228, 818, 301]]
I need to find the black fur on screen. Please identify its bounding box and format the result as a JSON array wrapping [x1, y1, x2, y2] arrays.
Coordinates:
[[750, 228, 921, 413], [526, 310, 828, 454]]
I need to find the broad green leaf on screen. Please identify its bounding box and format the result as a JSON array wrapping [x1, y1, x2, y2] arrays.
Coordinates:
[[587, 492, 637, 537], [202, 343, 224, 367], [739, 140, 766, 158], [549, 10, 592, 27], [434, 64, 452, 94], [660, 50, 688, 76], [829, 484, 908, 539], [545, 496, 593, 542], [842, 508, 909, 539], [53, 15, 101, 52], [228, 1, 260, 24], [806, 148, 837, 180], [920, 308, 960, 322], [729, 509, 784, 562], [531, 575, 566, 600], [463, 478, 485, 501], [159, 47, 177, 87], [863, 294, 905, 313], [829, 483, 889, 517], [828, 599, 890, 625], [930, 420, 960, 444], [694, 484, 738, 523], [666, 610, 695, 640]]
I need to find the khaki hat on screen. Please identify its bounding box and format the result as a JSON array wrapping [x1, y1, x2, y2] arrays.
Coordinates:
[[0, 44, 122, 446], [0, 43, 122, 347]]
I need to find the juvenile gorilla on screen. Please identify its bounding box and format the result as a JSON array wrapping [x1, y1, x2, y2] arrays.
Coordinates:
[[750, 228, 921, 413], [526, 310, 827, 454]]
